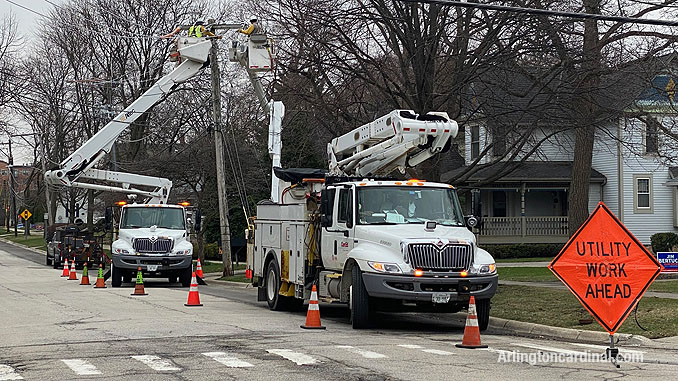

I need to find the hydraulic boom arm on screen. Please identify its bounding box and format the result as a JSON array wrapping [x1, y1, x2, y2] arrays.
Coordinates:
[[44, 38, 212, 203], [327, 110, 459, 177]]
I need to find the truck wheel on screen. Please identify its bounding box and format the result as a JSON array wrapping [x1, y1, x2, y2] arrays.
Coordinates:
[[476, 299, 491, 331], [46, 250, 52, 266], [265, 260, 289, 311], [180, 266, 192, 287], [168, 275, 178, 284], [52, 253, 60, 269], [123, 273, 132, 283], [111, 264, 122, 287], [351, 267, 372, 329]]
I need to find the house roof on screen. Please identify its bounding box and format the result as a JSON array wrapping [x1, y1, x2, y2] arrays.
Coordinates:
[[441, 161, 606, 185]]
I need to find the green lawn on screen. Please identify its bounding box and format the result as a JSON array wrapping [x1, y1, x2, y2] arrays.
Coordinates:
[[218, 274, 249, 283], [198, 261, 246, 273], [497, 266, 558, 282], [649, 280, 678, 294], [495, 257, 554, 263], [493, 285, 678, 338], [1, 233, 47, 251]]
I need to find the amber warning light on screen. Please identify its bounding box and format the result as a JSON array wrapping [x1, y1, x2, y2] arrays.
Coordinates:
[[179, 201, 191, 206], [115, 201, 127, 206]]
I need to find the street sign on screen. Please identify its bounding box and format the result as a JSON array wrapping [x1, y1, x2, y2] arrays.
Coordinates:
[[19, 209, 32, 220], [657, 252, 678, 272], [549, 202, 661, 334]]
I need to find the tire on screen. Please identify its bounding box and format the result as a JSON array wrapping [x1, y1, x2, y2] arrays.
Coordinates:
[[168, 275, 178, 284], [111, 264, 122, 287], [180, 266, 192, 287], [351, 267, 372, 329], [52, 252, 61, 269], [265, 259, 289, 311], [46, 249, 52, 266], [476, 299, 491, 331], [123, 272, 132, 284]]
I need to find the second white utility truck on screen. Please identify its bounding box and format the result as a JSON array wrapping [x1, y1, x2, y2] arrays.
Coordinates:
[[250, 110, 498, 329]]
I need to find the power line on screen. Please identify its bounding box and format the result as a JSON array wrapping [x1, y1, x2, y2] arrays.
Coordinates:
[[398, 0, 678, 27], [3, 0, 47, 17]]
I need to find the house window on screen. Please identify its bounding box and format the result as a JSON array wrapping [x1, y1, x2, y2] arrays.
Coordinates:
[[470, 125, 480, 159], [633, 174, 653, 214], [0, 170, 6, 175], [644, 117, 660, 154]]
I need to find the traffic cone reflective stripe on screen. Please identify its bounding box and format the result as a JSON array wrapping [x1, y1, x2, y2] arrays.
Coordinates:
[[185, 272, 203, 306], [80, 265, 90, 285], [68, 260, 78, 280], [94, 264, 106, 288], [455, 296, 487, 349], [61, 259, 70, 277], [301, 284, 325, 330], [130, 267, 148, 296], [196, 259, 204, 278]]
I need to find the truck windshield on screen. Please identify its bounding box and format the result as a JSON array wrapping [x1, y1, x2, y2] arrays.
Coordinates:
[[357, 187, 465, 226], [120, 207, 185, 230]]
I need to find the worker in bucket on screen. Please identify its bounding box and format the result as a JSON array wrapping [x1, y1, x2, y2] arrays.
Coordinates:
[[238, 16, 264, 36], [188, 20, 214, 38]]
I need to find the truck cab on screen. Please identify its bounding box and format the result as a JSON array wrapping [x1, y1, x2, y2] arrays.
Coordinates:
[[110, 204, 194, 287], [252, 176, 498, 329]]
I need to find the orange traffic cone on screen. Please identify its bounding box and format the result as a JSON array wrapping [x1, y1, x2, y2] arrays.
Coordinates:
[[61, 258, 70, 277], [455, 296, 488, 349], [68, 260, 78, 280], [300, 284, 325, 330], [80, 265, 90, 285], [131, 267, 148, 296], [93, 264, 106, 288], [185, 272, 203, 307], [196, 259, 204, 278]]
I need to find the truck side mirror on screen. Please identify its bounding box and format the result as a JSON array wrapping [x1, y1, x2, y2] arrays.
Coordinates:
[[104, 207, 113, 231], [465, 215, 479, 229], [194, 209, 202, 232]]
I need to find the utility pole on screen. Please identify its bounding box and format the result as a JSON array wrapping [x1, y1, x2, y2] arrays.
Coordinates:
[[209, 29, 233, 277], [38, 134, 53, 227], [8, 139, 16, 237]]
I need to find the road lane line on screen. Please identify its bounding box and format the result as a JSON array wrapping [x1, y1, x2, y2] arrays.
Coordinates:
[[511, 343, 586, 355], [0, 365, 22, 380], [398, 344, 453, 356], [61, 359, 102, 375], [266, 349, 319, 365], [570, 343, 645, 355], [131, 355, 181, 371], [203, 352, 254, 368], [336, 345, 387, 359]]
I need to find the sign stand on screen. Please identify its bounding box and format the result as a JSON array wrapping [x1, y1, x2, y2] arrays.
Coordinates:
[[606, 334, 620, 368]]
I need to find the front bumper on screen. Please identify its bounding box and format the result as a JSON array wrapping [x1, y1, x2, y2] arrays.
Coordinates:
[[362, 272, 498, 302], [112, 254, 192, 272]]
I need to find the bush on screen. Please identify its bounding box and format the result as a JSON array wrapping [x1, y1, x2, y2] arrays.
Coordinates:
[[204, 243, 221, 260], [482, 244, 563, 259], [650, 232, 678, 254]]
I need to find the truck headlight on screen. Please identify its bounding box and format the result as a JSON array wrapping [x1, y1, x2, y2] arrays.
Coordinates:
[[368, 261, 402, 273], [470, 263, 496, 274]]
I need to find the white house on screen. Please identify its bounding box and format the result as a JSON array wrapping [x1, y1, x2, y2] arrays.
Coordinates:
[[442, 56, 678, 245]]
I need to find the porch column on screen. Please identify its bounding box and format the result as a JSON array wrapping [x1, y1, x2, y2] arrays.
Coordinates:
[[521, 183, 526, 237]]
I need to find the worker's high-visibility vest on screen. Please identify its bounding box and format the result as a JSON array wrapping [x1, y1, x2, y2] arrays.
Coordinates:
[[188, 25, 203, 38]]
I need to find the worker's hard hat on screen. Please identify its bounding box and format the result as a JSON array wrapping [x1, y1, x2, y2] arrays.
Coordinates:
[[249, 16, 258, 22], [195, 20, 204, 25]]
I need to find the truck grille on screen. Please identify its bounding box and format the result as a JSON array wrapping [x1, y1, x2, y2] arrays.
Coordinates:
[[133, 238, 173, 253], [406, 243, 472, 271]]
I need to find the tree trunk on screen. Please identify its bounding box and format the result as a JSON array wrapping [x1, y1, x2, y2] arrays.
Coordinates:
[[567, 0, 602, 235]]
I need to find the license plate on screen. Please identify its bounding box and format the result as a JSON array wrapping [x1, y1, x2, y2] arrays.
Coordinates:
[[147, 265, 159, 272], [432, 292, 450, 304]]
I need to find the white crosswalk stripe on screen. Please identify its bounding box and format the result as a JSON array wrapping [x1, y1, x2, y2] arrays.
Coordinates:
[[132, 355, 181, 371], [0, 365, 22, 380], [203, 352, 254, 368], [267, 349, 319, 365], [511, 343, 587, 355], [61, 359, 102, 375], [336, 345, 387, 359], [398, 344, 453, 356]]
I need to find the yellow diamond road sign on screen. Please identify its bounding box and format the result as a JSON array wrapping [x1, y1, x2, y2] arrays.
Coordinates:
[[20, 209, 31, 220]]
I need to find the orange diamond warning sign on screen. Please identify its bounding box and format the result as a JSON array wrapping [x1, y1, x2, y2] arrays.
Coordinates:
[[549, 202, 661, 334]]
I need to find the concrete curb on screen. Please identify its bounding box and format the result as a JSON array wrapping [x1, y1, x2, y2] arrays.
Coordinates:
[[0, 236, 46, 256], [488, 316, 653, 346]]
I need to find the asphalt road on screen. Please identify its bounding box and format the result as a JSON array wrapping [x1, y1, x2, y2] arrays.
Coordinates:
[[2, 240, 678, 380]]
